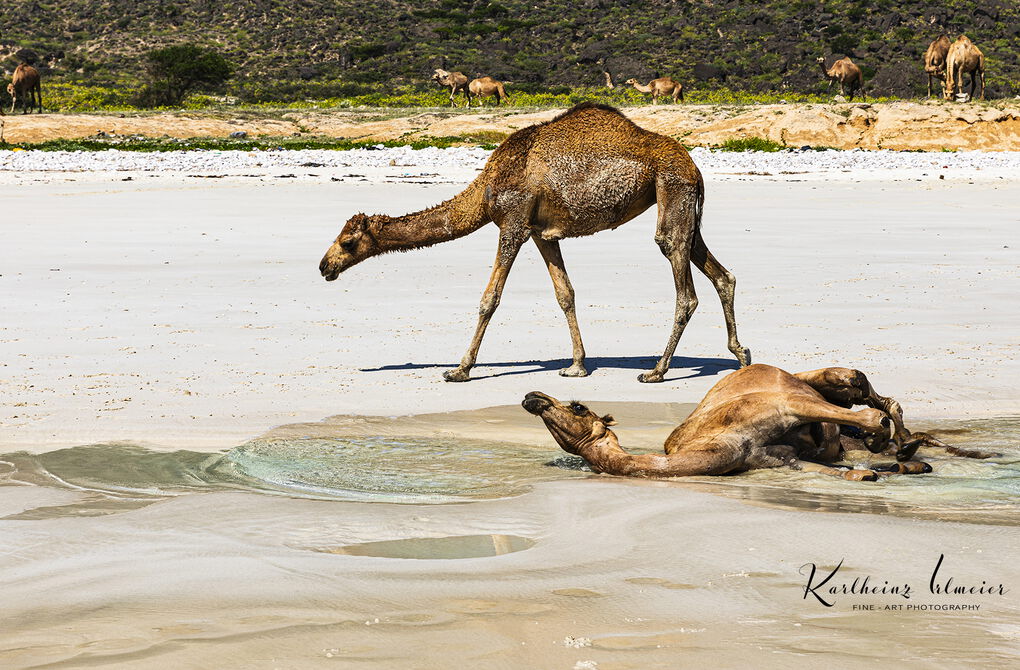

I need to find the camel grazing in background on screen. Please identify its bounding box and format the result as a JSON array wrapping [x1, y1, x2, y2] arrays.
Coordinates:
[[7, 63, 42, 114], [816, 56, 864, 100], [924, 34, 951, 98], [431, 69, 470, 107], [624, 77, 684, 104], [320, 103, 750, 383], [468, 76, 509, 106], [523, 364, 986, 481], [944, 35, 985, 101]]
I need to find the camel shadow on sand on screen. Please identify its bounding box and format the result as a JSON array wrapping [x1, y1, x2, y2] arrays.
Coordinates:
[[359, 355, 739, 381]]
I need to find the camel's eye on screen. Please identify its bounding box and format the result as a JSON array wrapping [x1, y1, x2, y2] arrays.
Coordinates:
[[569, 402, 587, 415], [341, 239, 357, 252]]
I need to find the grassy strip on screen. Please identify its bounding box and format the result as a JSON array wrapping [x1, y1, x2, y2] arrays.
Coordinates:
[[35, 82, 903, 113]]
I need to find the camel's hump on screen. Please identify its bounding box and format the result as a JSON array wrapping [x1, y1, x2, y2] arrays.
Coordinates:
[[548, 102, 629, 124]]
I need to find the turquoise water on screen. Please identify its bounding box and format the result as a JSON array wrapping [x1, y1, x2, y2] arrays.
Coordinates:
[[1, 417, 1017, 523]]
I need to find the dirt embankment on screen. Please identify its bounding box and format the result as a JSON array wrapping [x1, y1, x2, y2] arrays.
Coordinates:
[[2, 101, 1019, 150]]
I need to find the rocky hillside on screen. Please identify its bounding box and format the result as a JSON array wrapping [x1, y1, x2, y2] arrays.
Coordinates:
[[2, 0, 1019, 98]]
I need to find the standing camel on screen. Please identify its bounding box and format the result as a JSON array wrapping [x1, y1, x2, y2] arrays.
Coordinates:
[[7, 63, 42, 114], [468, 76, 509, 106], [624, 77, 684, 104], [816, 56, 864, 101], [944, 35, 984, 101], [923, 35, 951, 98], [431, 69, 470, 107], [320, 103, 750, 383]]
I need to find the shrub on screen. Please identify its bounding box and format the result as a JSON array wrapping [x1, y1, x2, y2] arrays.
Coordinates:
[[135, 44, 232, 107]]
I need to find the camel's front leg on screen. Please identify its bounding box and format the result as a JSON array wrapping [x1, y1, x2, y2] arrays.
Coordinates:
[[533, 238, 587, 377], [793, 368, 909, 445], [443, 230, 528, 382], [791, 460, 878, 481]]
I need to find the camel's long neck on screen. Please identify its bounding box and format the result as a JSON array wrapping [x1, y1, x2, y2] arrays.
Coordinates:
[[819, 62, 832, 79], [372, 178, 491, 253], [575, 433, 675, 477], [630, 81, 652, 94]]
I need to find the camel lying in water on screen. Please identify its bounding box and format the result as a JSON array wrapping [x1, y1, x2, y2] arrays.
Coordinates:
[[523, 364, 986, 481]]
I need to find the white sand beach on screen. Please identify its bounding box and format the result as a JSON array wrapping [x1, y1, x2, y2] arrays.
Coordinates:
[[1, 147, 1019, 669]]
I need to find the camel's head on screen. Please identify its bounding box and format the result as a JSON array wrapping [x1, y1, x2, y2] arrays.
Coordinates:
[[816, 56, 826, 64], [5, 83, 13, 96], [623, 78, 638, 85], [431, 69, 448, 82], [319, 213, 383, 281], [522, 392, 617, 455]]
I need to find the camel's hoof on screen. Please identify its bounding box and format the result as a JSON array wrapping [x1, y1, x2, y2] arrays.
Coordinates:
[[559, 364, 588, 378], [844, 469, 878, 482], [735, 347, 752, 367], [884, 461, 933, 475], [638, 371, 664, 383], [443, 369, 471, 383]]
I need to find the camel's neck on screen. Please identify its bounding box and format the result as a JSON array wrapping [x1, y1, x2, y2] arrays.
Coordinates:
[[819, 61, 833, 79], [576, 433, 674, 477], [630, 81, 652, 93], [370, 178, 491, 253]]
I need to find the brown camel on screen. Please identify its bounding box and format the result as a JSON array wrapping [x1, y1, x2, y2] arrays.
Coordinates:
[[924, 35, 951, 98], [7, 63, 42, 114], [523, 363, 984, 481], [624, 77, 684, 104], [944, 35, 985, 101], [320, 103, 750, 383], [432, 69, 470, 107], [468, 76, 509, 106], [816, 56, 864, 101]]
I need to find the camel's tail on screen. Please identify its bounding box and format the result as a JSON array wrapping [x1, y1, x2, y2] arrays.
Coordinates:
[[694, 169, 704, 235]]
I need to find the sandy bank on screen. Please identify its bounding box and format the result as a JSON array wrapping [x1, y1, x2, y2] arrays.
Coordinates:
[[2, 100, 1020, 150]]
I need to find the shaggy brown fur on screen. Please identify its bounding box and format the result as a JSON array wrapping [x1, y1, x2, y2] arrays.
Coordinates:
[[8, 64, 42, 114], [924, 35, 951, 98], [320, 103, 750, 383], [817, 56, 864, 101], [524, 364, 978, 480], [944, 35, 985, 101], [624, 77, 684, 104]]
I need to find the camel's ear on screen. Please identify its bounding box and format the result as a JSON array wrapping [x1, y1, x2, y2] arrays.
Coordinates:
[[601, 414, 617, 426], [347, 213, 368, 232]]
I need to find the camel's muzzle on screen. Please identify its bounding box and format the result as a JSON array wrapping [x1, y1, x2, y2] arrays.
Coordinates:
[[522, 391, 555, 415], [319, 254, 341, 281]]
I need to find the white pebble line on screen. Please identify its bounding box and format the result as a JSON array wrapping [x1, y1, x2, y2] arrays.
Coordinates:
[[0, 146, 1019, 176]]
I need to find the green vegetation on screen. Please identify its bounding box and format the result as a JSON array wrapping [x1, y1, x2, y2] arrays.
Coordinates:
[[717, 137, 786, 152], [2, 0, 1018, 112], [2, 134, 494, 152], [135, 45, 233, 107]]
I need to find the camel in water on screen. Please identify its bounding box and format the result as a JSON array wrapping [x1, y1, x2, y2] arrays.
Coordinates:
[[7, 63, 42, 114], [524, 364, 988, 481], [320, 103, 750, 383]]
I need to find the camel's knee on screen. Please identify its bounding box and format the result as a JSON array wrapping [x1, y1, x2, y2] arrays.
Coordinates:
[[677, 293, 699, 321], [555, 285, 575, 312], [654, 235, 672, 255], [478, 292, 500, 317]]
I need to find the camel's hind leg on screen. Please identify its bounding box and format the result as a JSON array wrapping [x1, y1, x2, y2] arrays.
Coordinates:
[[793, 367, 909, 446], [640, 177, 699, 383], [533, 238, 587, 377], [691, 229, 750, 367]]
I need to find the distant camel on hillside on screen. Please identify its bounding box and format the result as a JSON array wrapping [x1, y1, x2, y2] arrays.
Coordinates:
[[816, 56, 864, 100], [468, 76, 509, 106], [923, 34, 951, 98], [8, 63, 42, 114], [624, 77, 684, 104], [431, 69, 470, 107], [944, 35, 984, 101]]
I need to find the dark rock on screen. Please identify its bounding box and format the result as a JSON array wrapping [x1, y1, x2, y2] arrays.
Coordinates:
[[693, 63, 726, 81], [229, 131, 247, 139]]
